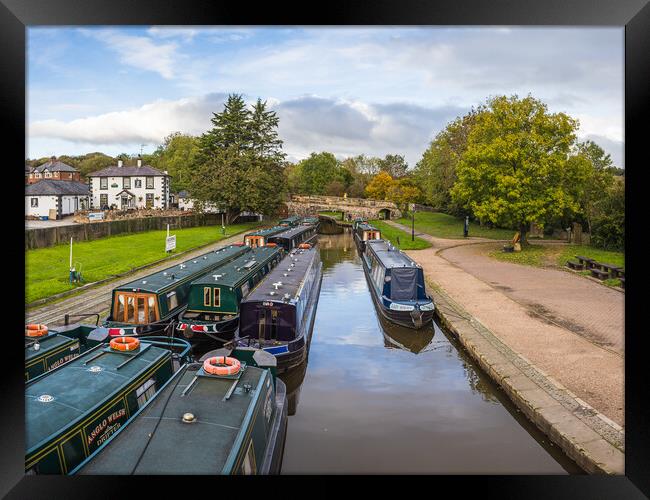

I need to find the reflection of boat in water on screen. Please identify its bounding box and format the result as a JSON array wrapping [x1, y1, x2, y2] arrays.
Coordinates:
[[377, 312, 435, 354], [279, 359, 308, 416]]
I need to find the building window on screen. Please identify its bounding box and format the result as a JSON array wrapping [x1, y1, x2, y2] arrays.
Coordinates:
[[146, 177, 154, 189], [145, 193, 154, 208], [135, 179, 142, 188], [100, 178, 108, 190], [100, 194, 108, 208], [123, 177, 131, 189], [30, 198, 38, 207]]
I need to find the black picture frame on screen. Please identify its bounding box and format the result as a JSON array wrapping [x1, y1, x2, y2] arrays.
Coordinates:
[[4, 0, 649, 497]]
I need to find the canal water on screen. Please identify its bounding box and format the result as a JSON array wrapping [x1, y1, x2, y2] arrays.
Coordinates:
[[280, 230, 582, 474]]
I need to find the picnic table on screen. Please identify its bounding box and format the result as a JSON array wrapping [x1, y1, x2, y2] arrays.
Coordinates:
[[567, 255, 625, 285]]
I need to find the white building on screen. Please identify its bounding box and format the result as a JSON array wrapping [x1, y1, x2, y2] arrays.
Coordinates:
[[177, 190, 222, 213], [25, 180, 90, 219], [87, 159, 170, 210]]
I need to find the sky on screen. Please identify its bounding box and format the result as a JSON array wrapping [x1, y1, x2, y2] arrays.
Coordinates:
[[27, 26, 624, 167]]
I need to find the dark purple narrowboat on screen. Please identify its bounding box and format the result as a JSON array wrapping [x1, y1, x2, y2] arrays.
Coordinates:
[[235, 244, 323, 373]]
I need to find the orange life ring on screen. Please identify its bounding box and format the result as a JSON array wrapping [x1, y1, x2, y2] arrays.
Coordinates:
[[25, 324, 48, 337], [298, 243, 311, 249], [203, 356, 241, 376], [110, 336, 141, 351], [266, 243, 278, 247]]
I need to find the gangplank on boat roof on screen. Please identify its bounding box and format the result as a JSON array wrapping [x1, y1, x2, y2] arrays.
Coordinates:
[[267, 224, 318, 252], [25, 336, 191, 474], [75, 346, 288, 475], [361, 239, 434, 330], [177, 245, 285, 347], [236, 244, 323, 373], [104, 244, 251, 337]]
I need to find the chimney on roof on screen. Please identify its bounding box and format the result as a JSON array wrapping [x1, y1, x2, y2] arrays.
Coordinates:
[[50, 156, 56, 163], [137, 158, 142, 167], [117, 160, 123, 168]]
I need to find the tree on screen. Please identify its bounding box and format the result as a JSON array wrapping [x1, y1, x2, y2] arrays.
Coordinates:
[[450, 95, 584, 244], [378, 154, 409, 178], [150, 133, 200, 192], [387, 178, 422, 213], [590, 178, 624, 250], [365, 171, 395, 200], [414, 110, 480, 213], [292, 152, 352, 195], [198, 94, 252, 160], [250, 98, 285, 163]]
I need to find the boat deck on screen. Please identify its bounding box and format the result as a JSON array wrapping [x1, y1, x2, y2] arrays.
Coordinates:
[[80, 363, 267, 474], [366, 239, 421, 269]]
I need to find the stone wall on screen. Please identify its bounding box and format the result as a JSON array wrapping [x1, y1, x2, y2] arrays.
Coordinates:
[[287, 195, 401, 219]]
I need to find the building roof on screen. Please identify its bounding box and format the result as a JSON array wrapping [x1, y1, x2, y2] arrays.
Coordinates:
[[25, 180, 90, 196], [33, 158, 78, 173], [25, 165, 32, 173], [88, 165, 168, 177]]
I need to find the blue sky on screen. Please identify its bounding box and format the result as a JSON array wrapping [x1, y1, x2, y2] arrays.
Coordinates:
[[27, 27, 624, 167]]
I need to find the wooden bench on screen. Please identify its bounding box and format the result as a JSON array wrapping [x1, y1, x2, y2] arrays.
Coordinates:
[[576, 255, 595, 269], [590, 268, 610, 280], [566, 260, 584, 270], [619, 276, 625, 289]]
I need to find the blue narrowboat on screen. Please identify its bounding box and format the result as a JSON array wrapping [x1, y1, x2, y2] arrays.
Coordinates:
[[236, 244, 323, 373], [267, 224, 318, 252], [75, 346, 288, 475], [177, 246, 285, 347], [25, 336, 191, 474], [103, 245, 251, 337], [361, 239, 434, 329]]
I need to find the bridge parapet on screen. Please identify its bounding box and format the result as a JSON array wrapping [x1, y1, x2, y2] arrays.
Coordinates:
[[286, 195, 401, 220]]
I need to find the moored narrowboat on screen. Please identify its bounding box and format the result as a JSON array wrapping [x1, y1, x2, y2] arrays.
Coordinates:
[[278, 215, 302, 227], [75, 346, 288, 475], [236, 244, 323, 373], [353, 221, 381, 252], [301, 216, 320, 228], [361, 239, 434, 329], [243, 225, 286, 248], [103, 245, 251, 337], [267, 224, 318, 252], [25, 336, 191, 474], [177, 245, 285, 347]]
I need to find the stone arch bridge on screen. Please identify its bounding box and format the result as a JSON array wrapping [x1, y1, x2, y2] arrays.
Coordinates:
[[284, 195, 401, 220]]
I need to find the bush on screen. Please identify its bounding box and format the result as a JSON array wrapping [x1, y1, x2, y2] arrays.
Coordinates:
[[590, 213, 624, 251]]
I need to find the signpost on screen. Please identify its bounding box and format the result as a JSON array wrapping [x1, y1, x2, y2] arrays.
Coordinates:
[[88, 212, 104, 221], [409, 203, 416, 242], [165, 224, 176, 253]]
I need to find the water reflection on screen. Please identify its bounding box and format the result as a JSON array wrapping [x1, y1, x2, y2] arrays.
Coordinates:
[[281, 231, 581, 474], [280, 360, 308, 416]]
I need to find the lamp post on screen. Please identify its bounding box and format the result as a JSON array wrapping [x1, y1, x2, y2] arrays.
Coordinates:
[[410, 204, 416, 242]]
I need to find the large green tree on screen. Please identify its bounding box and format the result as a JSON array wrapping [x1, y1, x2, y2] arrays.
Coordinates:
[[150, 132, 200, 192], [377, 154, 409, 178], [291, 152, 352, 195], [450, 95, 585, 244]]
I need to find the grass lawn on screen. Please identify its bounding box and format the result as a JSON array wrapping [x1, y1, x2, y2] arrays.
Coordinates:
[[318, 210, 344, 220], [555, 245, 624, 268], [370, 220, 432, 250], [397, 212, 515, 240], [26, 221, 263, 303]]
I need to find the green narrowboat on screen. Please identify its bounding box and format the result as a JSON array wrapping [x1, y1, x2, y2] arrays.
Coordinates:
[[278, 215, 302, 227], [177, 246, 286, 347], [25, 323, 106, 381], [103, 244, 251, 337], [25, 336, 191, 474], [243, 225, 287, 248], [75, 346, 288, 475]]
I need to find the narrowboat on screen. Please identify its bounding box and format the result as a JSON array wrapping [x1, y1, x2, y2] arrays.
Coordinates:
[[236, 244, 323, 373], [177, 245, 286, 347], [75, 346, 288, 475], [278, 215, 302, 227], [243, 225, 286, 248], [353, 221, 381, 252], [25, 322, 107, 381], [25, 336, 191, 474], [267, 224, 318, 252], [352, 217, 368, 231], [361, 239, 434, 329], [301, 216, 320, 228], [103, 244, 251, 337]]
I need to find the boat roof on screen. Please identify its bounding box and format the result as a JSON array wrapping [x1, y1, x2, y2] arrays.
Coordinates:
[[25, 342, 170, 452], [366, 239, 421, 269], [25, 333, 76, 361], [242, 246, 318, 305], [78, 363, 268, 475], [280, 215, 301, 224], [190, 246, 283, 288], [356, 222, 379, 232], [268, 224, 313, 241], [244, 225, 286, 238], [115, 245, 250, 294]]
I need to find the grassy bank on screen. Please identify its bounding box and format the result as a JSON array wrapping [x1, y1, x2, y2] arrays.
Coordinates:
[[397, 212, 514, 240], [371, 220, 432, 250], [26, 221, 263, 303], [318, 210, 344, 220]]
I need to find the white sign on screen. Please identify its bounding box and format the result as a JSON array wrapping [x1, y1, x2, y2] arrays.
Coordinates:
[[88, 212, 104, 221], [165, 235, 176, 252]]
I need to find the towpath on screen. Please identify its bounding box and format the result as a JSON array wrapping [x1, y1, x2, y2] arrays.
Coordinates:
[[385, 220, 624, 426], [26, 230, 252, 327]]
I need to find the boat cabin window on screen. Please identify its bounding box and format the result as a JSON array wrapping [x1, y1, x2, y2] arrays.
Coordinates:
[[167, 291, 179, 311], [241, 282, 250, 297], [213, 288, 221, 307], [203, 287, 211, 307], [241, 441, 256, 474], [246, 236, 264, 248], [136, 377, 157, 408], [114, 292, 159, 324]]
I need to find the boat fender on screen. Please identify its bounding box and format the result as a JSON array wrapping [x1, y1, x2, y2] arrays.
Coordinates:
[[110, 336, 141, 351], [203, 356, 241, 376], [25, 324, 48, 337]]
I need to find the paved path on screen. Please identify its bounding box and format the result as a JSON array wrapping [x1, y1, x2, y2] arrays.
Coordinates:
[[386, 220, 624, 426], [26, 230, 252, 326]]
